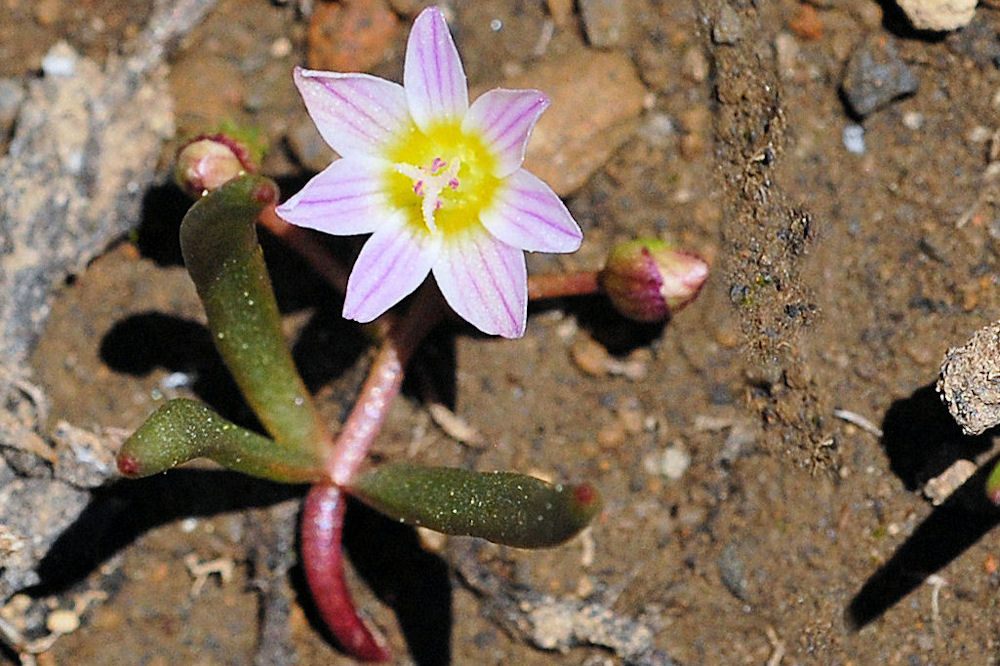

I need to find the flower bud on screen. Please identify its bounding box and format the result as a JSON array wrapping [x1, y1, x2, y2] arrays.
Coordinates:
[[599, 239, 709, 323], [175, 130, 262, 198]]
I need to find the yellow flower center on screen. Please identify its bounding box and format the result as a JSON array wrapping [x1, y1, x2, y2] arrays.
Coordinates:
[[385, 123, 501, 237]]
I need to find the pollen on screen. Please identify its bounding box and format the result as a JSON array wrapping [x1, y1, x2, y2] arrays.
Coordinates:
[[385, 123, 501, 236]]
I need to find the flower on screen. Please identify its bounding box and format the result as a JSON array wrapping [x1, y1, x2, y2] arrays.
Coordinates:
[[276, 6, 582, 338]]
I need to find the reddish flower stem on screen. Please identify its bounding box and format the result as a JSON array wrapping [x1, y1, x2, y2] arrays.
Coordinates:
[[326, 285, 443, 486], [301, 484, 391, 662], [302, 288, 443, 663], [260, 205, 449, 661], [527, 270, 601, 301]]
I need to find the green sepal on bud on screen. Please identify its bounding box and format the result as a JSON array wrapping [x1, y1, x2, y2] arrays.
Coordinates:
[[350, 464, 602, 548], [599, 239, 709, 323], [175, 121, 267, 198], [117, 399, 325, 483]]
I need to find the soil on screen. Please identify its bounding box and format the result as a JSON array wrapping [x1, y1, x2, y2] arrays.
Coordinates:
[[6, 0, 1000, 664]]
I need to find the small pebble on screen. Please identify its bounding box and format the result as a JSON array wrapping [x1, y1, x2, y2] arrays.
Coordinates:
[[923, 459, 977, 505], [643, 445, 691, 480], [161, 371, 193, 390], [773, 32, 799, 80], [897, 0, 976, 31], [787, 3, 823, 40], [842, 123, 866, 155], [571, 337, 611, 376], [681, 47, 709, 82], [712, 3, 743, 45], [840, 34, 919, 117], [901, 111, 924, 130], [47, 609, 80, 634], [967, 125, 991, 144], [717, 543, 749, 601], [638, 112, 675, 149], [41, 41, 78, 78], [579, 0, 630, 48], [270, 37, 293, 58], [307, 0, 399, 72]]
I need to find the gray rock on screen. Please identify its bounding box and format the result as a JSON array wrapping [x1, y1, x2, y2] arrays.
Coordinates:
[[580, 0, 631, 48], [841, 34, 919, 117], [712, 3, 743, 45], [0, 0, 217, 611], [717, 542, 749, 601]]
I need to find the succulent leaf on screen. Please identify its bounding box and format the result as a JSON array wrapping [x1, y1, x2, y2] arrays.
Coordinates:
[[180, 175, 326, 456], [117, 399, 324, 483], [351, 464, 601, 548]]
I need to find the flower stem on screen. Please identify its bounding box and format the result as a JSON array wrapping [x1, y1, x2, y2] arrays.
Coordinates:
[[301, 484, 391, 662], [326, 284, 444, 486], [527, 270, 601, 301]]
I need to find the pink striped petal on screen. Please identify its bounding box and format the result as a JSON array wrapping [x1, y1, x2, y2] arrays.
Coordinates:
[[293, 67, 411, 159], [403, 7, 468, 132], [276, 157, 391, 236], [463, 89, 549, 177], [343, 221, 442, 323], [478, 169, 582, 253], [432, 232, 527, 338]]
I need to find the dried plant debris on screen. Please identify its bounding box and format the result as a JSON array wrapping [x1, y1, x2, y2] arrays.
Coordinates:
[[938, 319, 1000, 435]]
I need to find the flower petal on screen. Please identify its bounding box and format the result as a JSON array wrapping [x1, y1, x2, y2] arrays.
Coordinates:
[[462, 89, 549, 177], [478, 169, 583, 253], [403, 7, 468, 132], [276, 157, 392, 235], [293, 67, 411, 158], [343, 220, 442, 323], [432, 232, 527, 338]]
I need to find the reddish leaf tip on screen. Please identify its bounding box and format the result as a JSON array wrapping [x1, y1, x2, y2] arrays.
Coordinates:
[[252, 180, 279, 205], [573, 483, 600, 508], [116, 453, 141, 477]]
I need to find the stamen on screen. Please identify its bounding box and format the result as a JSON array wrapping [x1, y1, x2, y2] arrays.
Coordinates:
[[394, 158, 462, 233]]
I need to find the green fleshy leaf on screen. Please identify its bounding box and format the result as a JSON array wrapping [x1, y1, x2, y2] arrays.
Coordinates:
[[180, 175, 325, 457], [117, 399, 324, 483], [350, 464, 602, 548]]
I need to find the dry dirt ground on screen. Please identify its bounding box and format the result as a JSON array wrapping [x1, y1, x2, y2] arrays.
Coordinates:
[[5, 0, 1000, 664]]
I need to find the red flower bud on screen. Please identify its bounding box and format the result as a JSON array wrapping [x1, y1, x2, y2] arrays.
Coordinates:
[[175, 131, 261, 198], [599, 239, 709, 323]]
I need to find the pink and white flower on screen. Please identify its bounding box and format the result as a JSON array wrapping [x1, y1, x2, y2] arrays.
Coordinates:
[[276, 6, 582, 338]]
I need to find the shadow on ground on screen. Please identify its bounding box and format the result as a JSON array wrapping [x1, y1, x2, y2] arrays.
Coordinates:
[[847, 383, 1000, 628]]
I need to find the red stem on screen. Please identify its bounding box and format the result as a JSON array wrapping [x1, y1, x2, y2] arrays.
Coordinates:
[[326, 285, 443, 485], [527, 270, 601, 300], [301, 484, 391, 662]]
